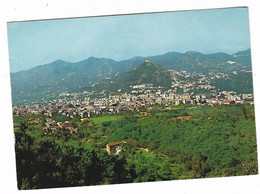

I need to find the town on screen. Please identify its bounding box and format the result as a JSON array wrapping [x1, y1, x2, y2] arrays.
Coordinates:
[[12, 69, 254, 119]]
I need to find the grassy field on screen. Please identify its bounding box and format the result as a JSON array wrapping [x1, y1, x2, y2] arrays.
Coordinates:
[[89, 115, 123, 124]]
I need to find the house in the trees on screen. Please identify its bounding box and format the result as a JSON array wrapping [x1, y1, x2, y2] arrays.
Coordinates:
[[106, 141, 122, 155], [27, 118, 40, 125], [45, 118, 56, 127], [222, 100, 235, 105], [57, 121, 78, 134], [45, 118, 57, 132], [80, 118, 89, 123], [42, 127, 48, 135], [173, 115, 192, 122], [139, 111, 148, 116]]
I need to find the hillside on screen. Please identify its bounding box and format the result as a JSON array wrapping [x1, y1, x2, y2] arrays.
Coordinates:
[[169, 51, 247, 74], [211, 71, 253, 94], [232, 49, 252, 68], [121, 50, 251, 74], [11, 57, 120, 105], [88, 60, 174, 93], [10, 49, 252, 105], [14, 104, 258, 189]]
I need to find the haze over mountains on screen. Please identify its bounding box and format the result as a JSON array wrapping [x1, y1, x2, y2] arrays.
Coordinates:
[[11, 49, 252, 105]]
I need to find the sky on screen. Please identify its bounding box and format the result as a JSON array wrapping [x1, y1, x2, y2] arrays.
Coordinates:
[[7, 7, 251, 72]]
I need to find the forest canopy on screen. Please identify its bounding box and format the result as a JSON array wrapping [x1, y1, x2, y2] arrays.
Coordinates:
[[13, 104, 258, 189]]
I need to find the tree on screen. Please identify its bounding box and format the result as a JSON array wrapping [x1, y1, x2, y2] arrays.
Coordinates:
[[15, 127, 36, 189], [239, 104, 248, 119], [148, 140, 160, 151]]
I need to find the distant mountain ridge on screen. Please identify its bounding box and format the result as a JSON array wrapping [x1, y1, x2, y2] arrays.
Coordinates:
[[11, 49, 252, 105]]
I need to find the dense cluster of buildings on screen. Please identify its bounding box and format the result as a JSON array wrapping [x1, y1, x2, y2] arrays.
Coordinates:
[[12, 89, 254, 119], [12, 70, 254, 118]]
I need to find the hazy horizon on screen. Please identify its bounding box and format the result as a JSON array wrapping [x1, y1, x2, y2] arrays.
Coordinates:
[[10, 47, 250, 73], [8, 7, 251, 73]]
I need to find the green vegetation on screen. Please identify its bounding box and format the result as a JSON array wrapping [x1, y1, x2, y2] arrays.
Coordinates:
[[89, 115, 123, 125], [88, 60, 173, 93], [11, 49, 251, 105], [14, 104, 258, 189], [211, 71, 253, 93]]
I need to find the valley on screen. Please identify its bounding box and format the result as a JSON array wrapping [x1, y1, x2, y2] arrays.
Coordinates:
[[10, 49, 252, 105], [11, 48, 257, 190]]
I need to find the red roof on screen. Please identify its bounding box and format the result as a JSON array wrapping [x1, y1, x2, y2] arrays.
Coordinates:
[[223, 100, 233, 103], [176, 116, 192, 119]]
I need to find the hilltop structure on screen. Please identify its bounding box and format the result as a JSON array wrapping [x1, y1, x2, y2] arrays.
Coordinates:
[[106, 142, 122, 155]]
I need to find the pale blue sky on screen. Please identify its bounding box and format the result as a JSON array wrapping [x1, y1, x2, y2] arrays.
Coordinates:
[[8, 7, 250, 72]]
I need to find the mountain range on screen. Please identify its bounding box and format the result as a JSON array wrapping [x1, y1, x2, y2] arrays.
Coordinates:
[[86, 60, 176, 95], [10, 49, 252, 105]]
